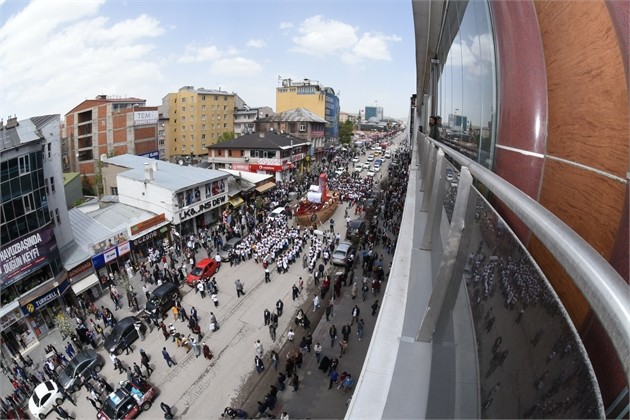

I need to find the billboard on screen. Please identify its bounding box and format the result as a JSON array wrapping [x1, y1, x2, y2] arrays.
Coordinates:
[[0, 226, 58, 287], [134, 110, 159, 126]]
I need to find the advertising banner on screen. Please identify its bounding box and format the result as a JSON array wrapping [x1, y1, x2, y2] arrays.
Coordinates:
[[0, 226, 57, 288], [134, 110, 158, 126]]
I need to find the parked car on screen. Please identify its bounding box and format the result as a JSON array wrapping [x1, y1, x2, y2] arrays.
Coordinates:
[[29, 380, 64, 419], [104, 316, 146, 356], [97, 380, 157, 420], [366, 170, 376, 178], [331, 242, 356, 266], [219, 237, 243, 261], [186, 258, 219, 286], [352, 157, 360, 163], [366, 156, 374, 162], [363, 162, 371, 169], [268, 207, 285, 219], [354, 166, 363, 173], [145, 282, 180, 315], [346, 219, 367, 241], [57, 350, 104, 392]]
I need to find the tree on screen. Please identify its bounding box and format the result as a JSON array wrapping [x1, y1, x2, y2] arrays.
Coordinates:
[[54, 312, 75, 340], [338, 120, 354, 144], [218, 131, 235, 143], [81, 175, 95, 196]]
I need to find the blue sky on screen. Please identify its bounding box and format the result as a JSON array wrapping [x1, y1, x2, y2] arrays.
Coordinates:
[[0, 0, 415, 121]]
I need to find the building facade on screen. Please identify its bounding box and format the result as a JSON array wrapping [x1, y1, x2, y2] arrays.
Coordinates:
[[62, 95, 159, 182], [276, 79, 340, 141], [364, 105, 384, 122], [162, 86, 236, 162], [1, 116, 67, 357], [234, 106, 274, 137], [207, 132, 310, 182]]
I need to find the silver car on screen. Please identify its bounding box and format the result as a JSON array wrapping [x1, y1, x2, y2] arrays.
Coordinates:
[[57, 349, 104, 392], [332, 241, 356, 266]]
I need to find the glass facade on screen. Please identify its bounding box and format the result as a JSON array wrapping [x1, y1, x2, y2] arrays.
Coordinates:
[[435, 0, 497, 170], [1, 150, 51, 244]]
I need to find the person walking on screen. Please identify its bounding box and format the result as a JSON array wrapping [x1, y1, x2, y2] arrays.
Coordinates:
[[133, 362, 145, 379], [371, 300, 380, 316], [86, 396, 100, 411], [122, 336, 133, 355], [276, 299, 284, 317], [270, 350, 279, 371], [328, 369, 339, 390], [53, 404, 74, 420], [351, 282, 358, 300], [314, 342, 322, 363], [357, 319, 365, 341], [191, 338, 201, 358], [202, 343, 213, 360], [341, 323, 352, 341], [162, 347, 177, 367], [235, 279, 245, 297], [134, 320, 145, 341], [325, 301, 333, 322], [264, 268, 271, 283], [329, 325, 337, 348], [160, 402, 174, 419], [255, 355, 265, 374], [263, 309, 271, 326], [277, 372, 286, 391], [291, 284, 299, 301], [313, 294, 320, 312], [255, 340, 264, 358], [140, 349, 153, 376], [269, 323, 277, 342], [290, 373, 299, 392], [339, 339, 348, 358], [351, 305, 360, 325]]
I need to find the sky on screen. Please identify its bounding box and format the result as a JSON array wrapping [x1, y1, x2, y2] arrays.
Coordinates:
[[0, 0, 416, 122]]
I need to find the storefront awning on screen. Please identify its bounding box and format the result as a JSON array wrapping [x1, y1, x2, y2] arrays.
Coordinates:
[[71, 273, 100, 295], [228, 197, 244, 207], [255, 182, 276, 193]]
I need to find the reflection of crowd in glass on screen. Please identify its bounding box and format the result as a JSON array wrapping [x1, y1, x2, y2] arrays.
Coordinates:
[[465, 196, 600, 418]]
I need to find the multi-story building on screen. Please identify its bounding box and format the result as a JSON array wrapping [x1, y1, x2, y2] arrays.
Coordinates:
[[256, 108, 327, 162], [364, 105, 384, 122], [207, 131, 310, 182], [62, 95, 159, 183], [102, 154, 229, 237], [234, 106, 274, 137], [1, 116, 68, 356], [162, 86, 236, 162], [339, 112, 358, 124], [276, 79, 340, 141]]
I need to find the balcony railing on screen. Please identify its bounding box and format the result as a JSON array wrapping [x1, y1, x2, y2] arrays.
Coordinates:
[[346, 133, 629, 419]]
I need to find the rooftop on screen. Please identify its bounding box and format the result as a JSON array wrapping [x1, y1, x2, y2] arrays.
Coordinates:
[[0, 117, 43, 151], [88, 202, 159, 232], [263, 107, 327, 123], [107, 154, 227, 191], [208, 131, 310, 150]]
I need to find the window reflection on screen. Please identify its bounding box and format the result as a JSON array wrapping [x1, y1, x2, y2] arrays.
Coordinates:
[[436, 0, 497, 170]]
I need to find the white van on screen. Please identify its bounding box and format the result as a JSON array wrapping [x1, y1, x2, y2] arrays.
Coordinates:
[[269, 207, 285, 219]]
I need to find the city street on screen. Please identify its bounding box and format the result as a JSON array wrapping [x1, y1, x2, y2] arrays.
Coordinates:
[[6, 132, 406, 419]]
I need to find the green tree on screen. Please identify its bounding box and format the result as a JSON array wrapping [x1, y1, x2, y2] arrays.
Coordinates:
[[54, 312, 75, 339], [218, 131, 235, 143], [338, 120, 354, 144]]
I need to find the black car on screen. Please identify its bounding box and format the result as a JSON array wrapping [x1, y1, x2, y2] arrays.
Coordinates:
[[145, 282, 180, 315], [104, 316, 145, 355], [346, 219, 367, 241]]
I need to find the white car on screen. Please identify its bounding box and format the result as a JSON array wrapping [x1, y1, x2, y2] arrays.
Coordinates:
[[29, 380, 65, 419], [373, 165, 382, 172], [354, 166, 363, 173], [363, 162, 371, 169], [352, 157, 360, 163], [366, 171, 376, 178], [366, 156, 374, 162], [384, 152, 391, 159]]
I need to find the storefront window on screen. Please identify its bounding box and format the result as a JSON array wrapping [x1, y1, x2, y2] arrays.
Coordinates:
[[437, 0, 497, 170]]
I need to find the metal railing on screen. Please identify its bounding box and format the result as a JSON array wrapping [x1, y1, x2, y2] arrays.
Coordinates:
[[418, 136, 630, 382]]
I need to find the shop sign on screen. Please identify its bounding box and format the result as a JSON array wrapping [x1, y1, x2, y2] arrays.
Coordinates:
[[291, 153, 305, 162], [177, 195, 227, 223], [0, 307, 24, 330], [91, 231, 128, 254], [22, 280, 70, 314], [103, 248, 117, 263], [249, 164, 282, 172], [139, 151, 159, 160], [0, 226, 57, 288], [67, 260, 93, 279], [231, 163, 250, 171], [129, 214, 165, 236], [134, 110, 158, 126], [133, 230, 159, 246], [117, 241, 131, 256], [258, 158, 281, 166]]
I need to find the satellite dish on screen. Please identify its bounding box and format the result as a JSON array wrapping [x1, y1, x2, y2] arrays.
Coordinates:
[[178, 160, 184, 166]]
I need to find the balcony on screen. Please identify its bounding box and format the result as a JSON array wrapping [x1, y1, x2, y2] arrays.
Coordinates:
[[346, 133, 629, 419]]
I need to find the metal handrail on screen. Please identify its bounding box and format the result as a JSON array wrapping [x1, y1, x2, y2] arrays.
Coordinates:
[[426, 137, 630, 381]]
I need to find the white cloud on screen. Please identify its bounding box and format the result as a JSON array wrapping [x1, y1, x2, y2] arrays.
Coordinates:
[[211, 57, 262, 76], [279, 22, 293, 29], [177, 43, 222, 63], [292, 15, 357, 55], [246, 39, 266, 48], [0, 0, 165, 117], [446, 33, 494, 77], [290, 15, 400, 66]]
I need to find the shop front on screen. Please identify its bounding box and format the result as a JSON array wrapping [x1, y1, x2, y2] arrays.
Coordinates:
[[128, 214, 171, 262], [0, 301, 29, 358], [68, 259, 102, 303], [92, 241, 133, 286], [174, 187, 229, 239]]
